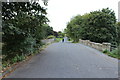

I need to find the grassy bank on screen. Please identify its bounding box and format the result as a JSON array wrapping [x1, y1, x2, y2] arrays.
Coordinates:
[[103, 48, 120, 59], [55, 38, 63, 42]]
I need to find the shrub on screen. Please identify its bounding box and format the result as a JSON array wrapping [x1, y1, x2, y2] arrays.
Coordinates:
[[47, 35, 55, 39], [103, 49, 120, 59], [2, 2, 53, 66]]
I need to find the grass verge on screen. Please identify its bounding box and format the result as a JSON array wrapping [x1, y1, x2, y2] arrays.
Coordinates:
[[55, 38, 63, 42], [103, 48, 120, 59]]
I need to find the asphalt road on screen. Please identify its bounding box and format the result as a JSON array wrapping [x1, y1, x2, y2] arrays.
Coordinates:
[[7, 42, 118, 78]]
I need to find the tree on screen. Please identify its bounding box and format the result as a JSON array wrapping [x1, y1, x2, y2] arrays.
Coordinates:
[[84, 8, 116, 43], [66, 8, 117, 43], [53, 31, 58, 37], [57, 31, 64, 38], [66, 15, 83, 42], [116, 22, 120, 45], [2, 1, 50, 63]]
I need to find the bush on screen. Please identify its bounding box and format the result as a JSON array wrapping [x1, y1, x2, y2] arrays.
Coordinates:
[[11, 54, 25, 64], [2, 2, 53, 66], [103, 49, 109, 54], [47, 35, 55, 39], [55, 38, 63, 42], [103, 49, 120, 59]]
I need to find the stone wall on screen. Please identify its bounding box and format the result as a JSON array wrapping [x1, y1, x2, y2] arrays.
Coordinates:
[[79, 39, 111, 51], [41, 38, 55, 44]]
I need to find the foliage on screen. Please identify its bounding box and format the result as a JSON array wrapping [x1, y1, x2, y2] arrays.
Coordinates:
[[57, 31, 64, 38], [103, 49, 120, 59], [55, 38, 63, 42], [66, 15, 83, 42], [116, 22, 120, 56], [41, 24, 54, 39], [66, 8, 117, 43], [53, 31, 59, 38], [2, 2, 54, 65], [116, 22, 120, 45], [47, 35, 55, 39]]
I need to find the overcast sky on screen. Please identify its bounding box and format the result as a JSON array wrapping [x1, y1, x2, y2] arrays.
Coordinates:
[[40, 0, 120, 32]]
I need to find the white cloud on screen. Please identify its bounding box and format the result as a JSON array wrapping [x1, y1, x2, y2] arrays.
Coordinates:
[[44, 0, 119, 31]]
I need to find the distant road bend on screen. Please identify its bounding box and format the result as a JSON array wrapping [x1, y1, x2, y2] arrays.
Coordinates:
[[7, 40, 118, 78]]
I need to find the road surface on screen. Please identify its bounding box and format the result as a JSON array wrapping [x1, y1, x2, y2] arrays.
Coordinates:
[[6, 42, 118, 78]]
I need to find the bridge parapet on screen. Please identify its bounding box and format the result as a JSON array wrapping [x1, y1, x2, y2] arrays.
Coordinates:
[[79, 39, 111, 51]]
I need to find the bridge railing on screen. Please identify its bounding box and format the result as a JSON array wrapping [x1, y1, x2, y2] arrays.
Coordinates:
[[79, 39, 111, 51]]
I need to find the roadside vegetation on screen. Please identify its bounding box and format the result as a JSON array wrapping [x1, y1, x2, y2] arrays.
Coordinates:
[[2, 1, 65, 69], [103, 49, 120, 59], [2, 1, 59, 69], [65, 8, 120, 59], [55, 31, 65, 42], [55, 38, 63, 42]]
